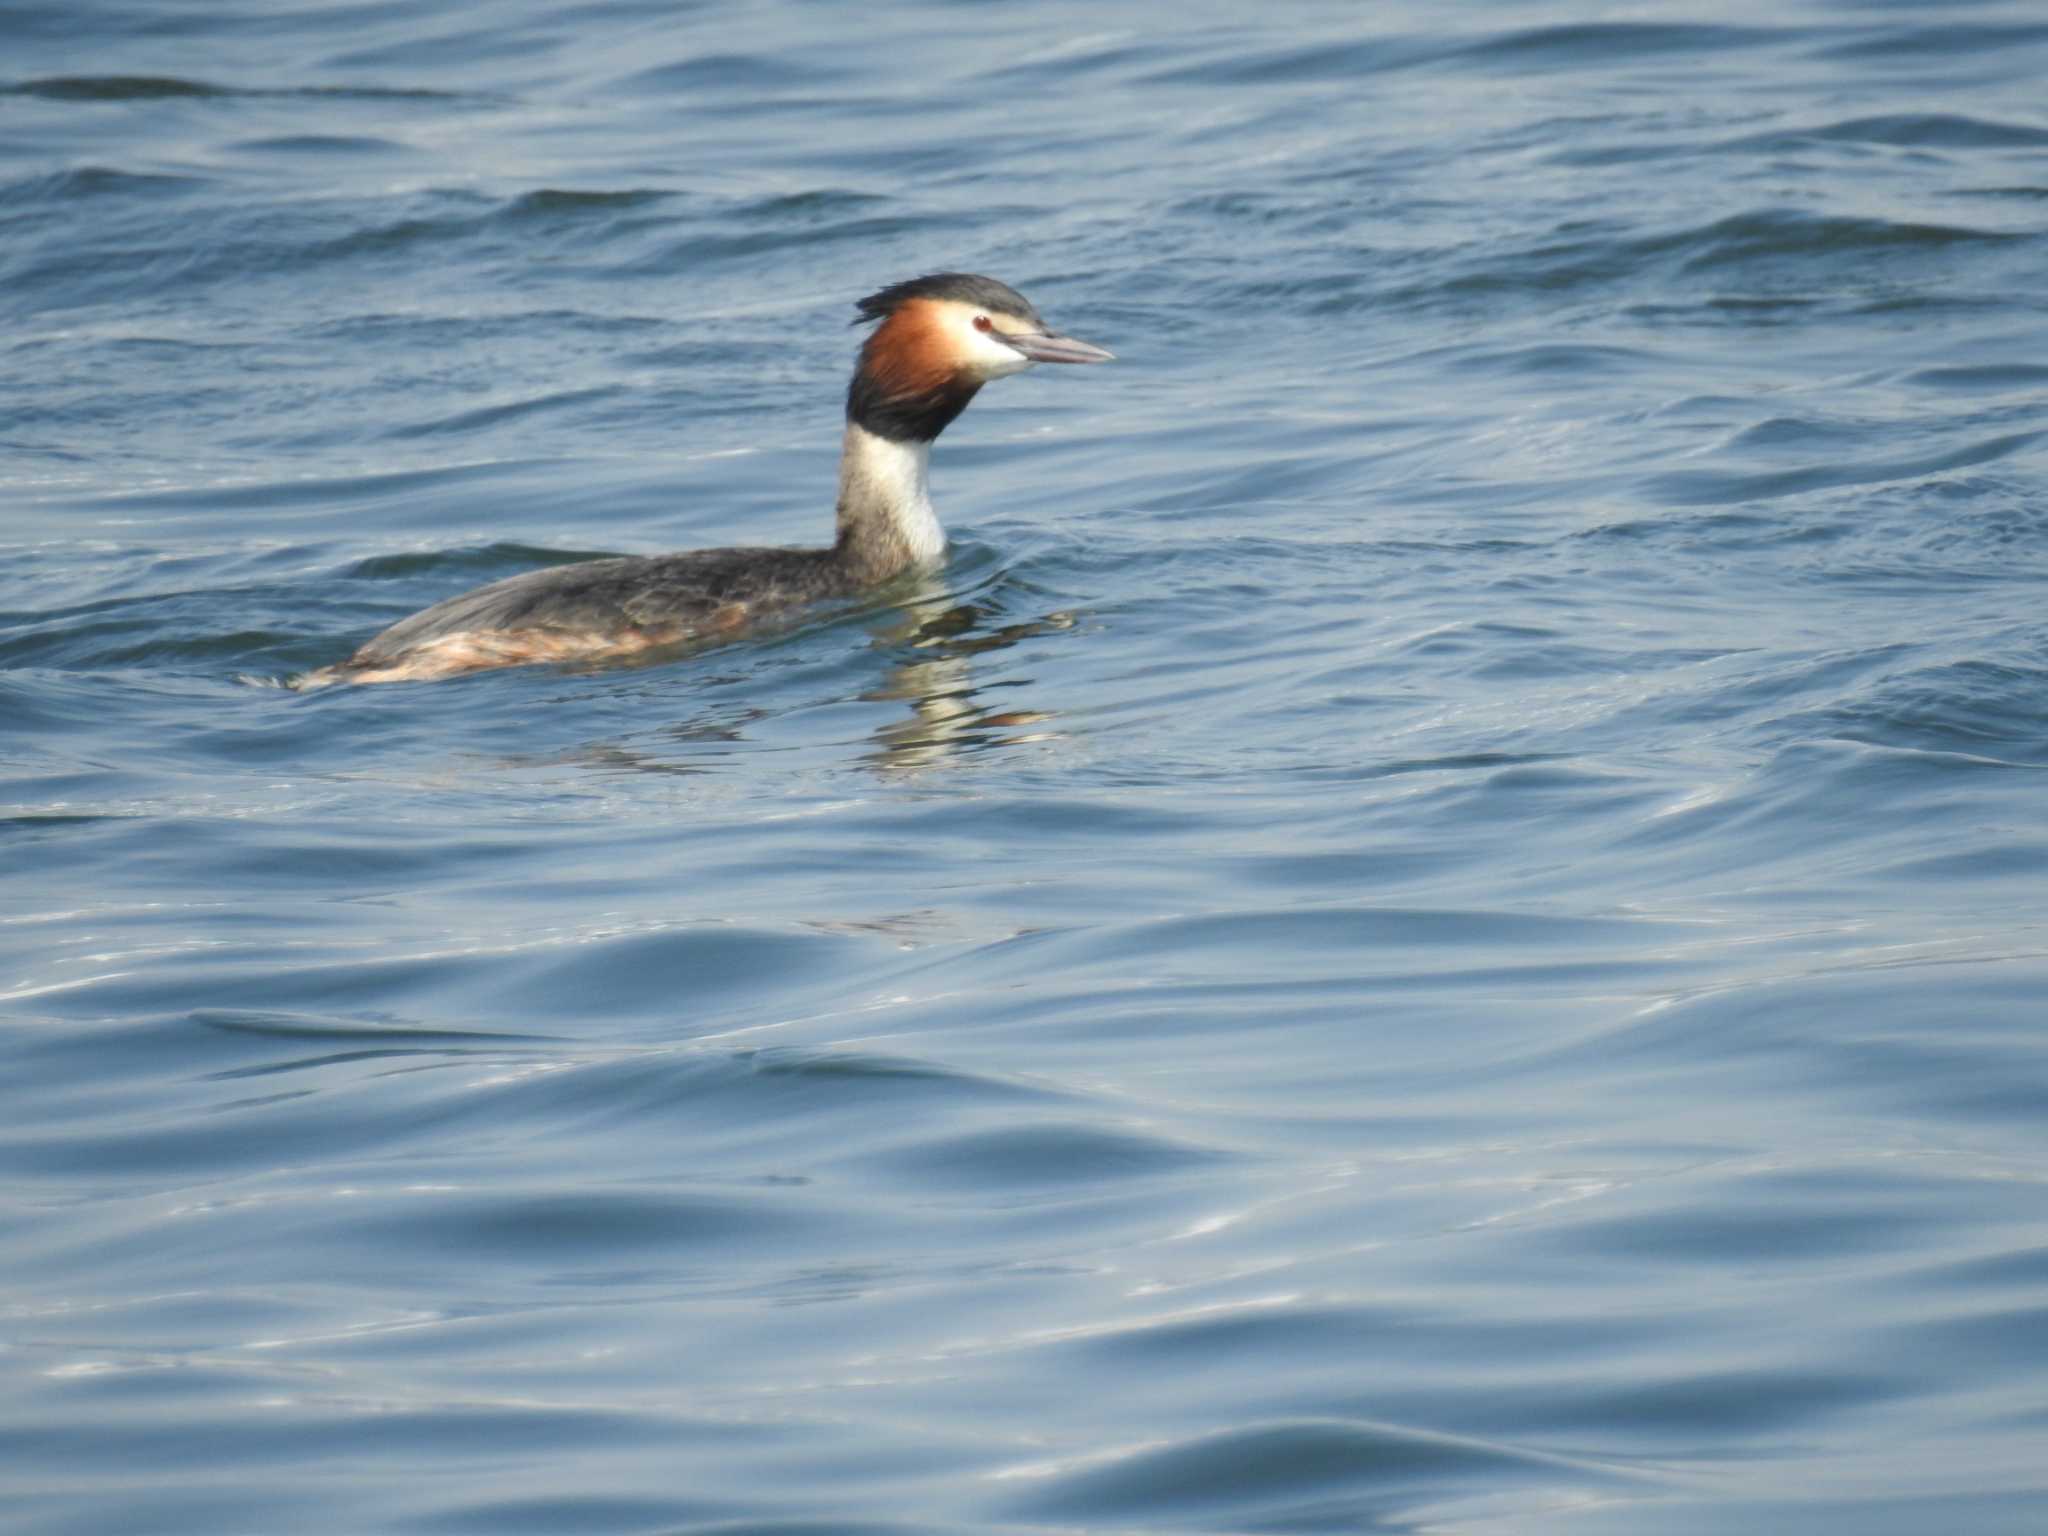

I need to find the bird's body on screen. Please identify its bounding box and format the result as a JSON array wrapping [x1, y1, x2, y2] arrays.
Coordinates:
[[323, 546, 845, 684], [299, 273, 1109, 687]]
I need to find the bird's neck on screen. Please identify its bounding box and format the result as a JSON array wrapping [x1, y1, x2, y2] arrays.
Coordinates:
[[834, 421, 943, 584]]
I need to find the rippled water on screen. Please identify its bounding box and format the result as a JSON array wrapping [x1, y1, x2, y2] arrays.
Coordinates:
[[7, 2, 2048, 1531]]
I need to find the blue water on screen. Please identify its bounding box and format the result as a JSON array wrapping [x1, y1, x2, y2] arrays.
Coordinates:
[[6, 1, 2048, 1530]]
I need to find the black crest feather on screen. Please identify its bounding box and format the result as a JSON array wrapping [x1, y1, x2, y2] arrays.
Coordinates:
[[852, 272, 1041, 328]]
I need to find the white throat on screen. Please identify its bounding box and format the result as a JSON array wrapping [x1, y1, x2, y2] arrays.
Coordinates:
[[837, 423, 944, 572]]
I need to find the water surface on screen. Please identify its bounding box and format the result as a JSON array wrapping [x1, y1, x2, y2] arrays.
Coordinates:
[[6, 2, 2048, 1531]]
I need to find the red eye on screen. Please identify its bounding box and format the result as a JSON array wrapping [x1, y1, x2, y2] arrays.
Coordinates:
[[973, 314, 992, 333]]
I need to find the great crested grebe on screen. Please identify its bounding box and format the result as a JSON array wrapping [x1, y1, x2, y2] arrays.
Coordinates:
[[297, 273, 1111, 687]]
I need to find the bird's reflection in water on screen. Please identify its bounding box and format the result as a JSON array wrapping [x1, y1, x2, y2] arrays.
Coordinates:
[[486, 584, 1075, 781], [861, 595, 1073, 774], [547, 712, 765, 778]]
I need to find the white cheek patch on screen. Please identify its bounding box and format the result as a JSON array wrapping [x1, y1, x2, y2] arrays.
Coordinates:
[[981, 339, 1036, 379], [950, 311, 1036, 380]]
